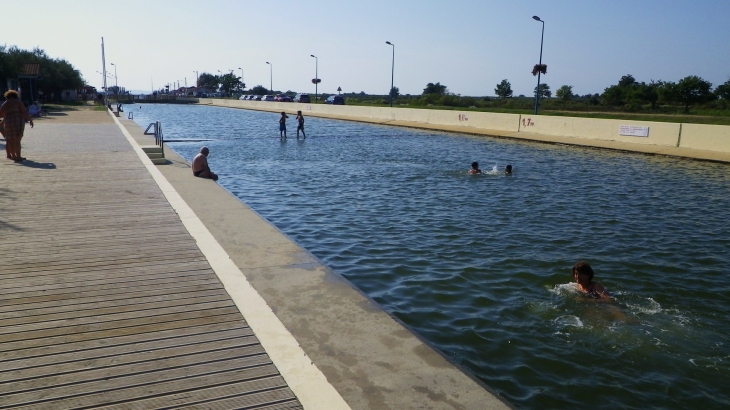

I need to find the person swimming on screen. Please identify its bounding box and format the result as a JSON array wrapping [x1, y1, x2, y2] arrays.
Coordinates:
[[505, 164, 512, 174], [572, 261, 610, 299], [468, 161, 482, 174]]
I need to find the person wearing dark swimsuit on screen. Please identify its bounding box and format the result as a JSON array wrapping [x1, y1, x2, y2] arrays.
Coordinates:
[[572, 261, 610, 299]]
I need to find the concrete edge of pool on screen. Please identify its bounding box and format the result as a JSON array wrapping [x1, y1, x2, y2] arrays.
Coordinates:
[[199, 99, 730, 164], [116, 113, 515, 409]]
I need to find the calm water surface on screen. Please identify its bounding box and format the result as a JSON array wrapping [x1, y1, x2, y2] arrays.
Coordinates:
[[130, 104, 730, 409]]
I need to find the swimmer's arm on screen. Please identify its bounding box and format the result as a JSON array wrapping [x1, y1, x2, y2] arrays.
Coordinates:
[[594, 282, 612, 300]]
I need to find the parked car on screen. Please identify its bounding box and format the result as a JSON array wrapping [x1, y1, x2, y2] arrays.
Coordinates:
[[252, 95, 262, 101], [324, 95, 345, 105], [238, 95, 248, 100], [293, 93, 311, 103], [274, 94, 293, 102], [262, 95, 275, 102]]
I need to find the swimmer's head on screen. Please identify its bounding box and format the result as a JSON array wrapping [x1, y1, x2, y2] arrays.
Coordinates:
[[471, 161, 479, 169], [572, 261, 594, 280], [505, 164, 512, 173], [297, 110, 302, 114], [200, 146, 209, 155], [281, 111, 286, 116]]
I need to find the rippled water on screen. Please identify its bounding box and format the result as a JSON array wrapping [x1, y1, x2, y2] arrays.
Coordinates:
[[130, 104, 730, 410]]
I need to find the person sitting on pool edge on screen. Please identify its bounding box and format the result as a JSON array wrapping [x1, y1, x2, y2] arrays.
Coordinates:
[[505, 164, 512, 174], [572, 261, 610, 299], [191, 146, 219, 181], [468, 161, 482, 174]]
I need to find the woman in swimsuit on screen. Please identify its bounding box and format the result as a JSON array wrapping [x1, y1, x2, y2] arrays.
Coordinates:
[[572, 261, 610, 299]]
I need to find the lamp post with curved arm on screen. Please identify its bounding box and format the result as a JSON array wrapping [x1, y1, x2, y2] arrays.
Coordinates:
[[310, 55, 318, 103], [266, 62, 272, 93], [385, 41, 394, 107], [238, 67, 244, 90], [532, 16, 545, 115]]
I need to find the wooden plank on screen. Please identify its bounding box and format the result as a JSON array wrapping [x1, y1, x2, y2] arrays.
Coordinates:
[[0, 321, 250, 363], [0, 327, 254, 373], [96, 377, 296, 410], [0, 358, 277, 408], [8, 365, 282, 409]]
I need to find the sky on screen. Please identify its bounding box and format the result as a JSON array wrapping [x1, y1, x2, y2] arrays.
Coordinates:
[[3, 0, 730, 97]]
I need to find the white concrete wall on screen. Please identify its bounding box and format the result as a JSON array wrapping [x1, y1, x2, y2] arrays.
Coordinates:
[[679, 124, 730, 152], [205, 99, 730, 154], [517, 115, 681, 147]]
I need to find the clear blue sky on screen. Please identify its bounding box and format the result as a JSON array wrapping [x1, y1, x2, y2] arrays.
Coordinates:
[[4, 0, 729, 96]]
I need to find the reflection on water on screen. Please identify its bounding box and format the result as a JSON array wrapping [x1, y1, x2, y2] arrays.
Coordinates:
[[130, 104, 730, 410]]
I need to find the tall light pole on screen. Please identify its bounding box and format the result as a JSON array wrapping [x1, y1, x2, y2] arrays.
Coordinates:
[[310, 55, 318, 103], [266, 62, 272, 93], [533, 16, 545, 115], [238, 67, 244, 90], [110, 62, 118, 96], [385, 41, 395, 107], [193, 70, 199, 87]]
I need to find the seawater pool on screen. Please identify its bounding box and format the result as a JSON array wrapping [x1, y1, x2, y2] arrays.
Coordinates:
[[130, 104, 730, 410]]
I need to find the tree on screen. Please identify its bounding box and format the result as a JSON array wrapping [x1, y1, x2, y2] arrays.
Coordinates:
[[219, 73, 244, 95], [494, 79, 513, 99], [715, 79, 730, 100], [556, 85, 574, 101], [197, 72, 220, 90], [390, 86, 399, 98], [601, 85, 624, 106], [534, 83, 551, 98], [250, 85, 269, 95], [618, 74, 637, 87], [675, 75, 714, 112], [423, 82, 447, 95], [0, 45, 84, 102]]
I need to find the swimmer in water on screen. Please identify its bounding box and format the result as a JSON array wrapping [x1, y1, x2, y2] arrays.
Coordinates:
[[505, 164, 512, 174], [468, 161, 482, 174], [572, 261, 610, 299]]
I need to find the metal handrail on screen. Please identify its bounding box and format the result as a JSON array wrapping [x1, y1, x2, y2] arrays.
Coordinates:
[[143, 121, 165, 157]]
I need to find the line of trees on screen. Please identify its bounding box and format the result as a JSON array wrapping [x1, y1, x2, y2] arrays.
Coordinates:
[[492, 74, 730, 112], [0, 45, 85, 102], [196, 72, 245, 95]]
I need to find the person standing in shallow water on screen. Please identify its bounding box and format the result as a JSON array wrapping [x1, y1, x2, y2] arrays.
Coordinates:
[[572, 261, 610, 299], [295, 110, 305, 139], [0, 90, 34, 162], [468, 161, 482, 174], [279, 112, 288, 139]]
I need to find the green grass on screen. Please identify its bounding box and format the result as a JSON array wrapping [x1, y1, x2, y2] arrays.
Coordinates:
[[337, 99, 730, 126]]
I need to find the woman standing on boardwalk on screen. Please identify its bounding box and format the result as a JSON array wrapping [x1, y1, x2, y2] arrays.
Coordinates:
[[0, 90, 34, 162]]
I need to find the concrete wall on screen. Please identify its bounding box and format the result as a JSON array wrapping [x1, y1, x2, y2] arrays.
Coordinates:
[[203, 99, 730, 156], [680, 123, 730, 152], [517, 115, 681, 147]]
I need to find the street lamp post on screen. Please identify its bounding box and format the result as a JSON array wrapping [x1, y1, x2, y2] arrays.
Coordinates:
[[193, 71, 199, 87], [266, 62, 272, 93], [238, 67, 244, 90], [532, 16, 545, 115], [110, 62, 118, 97], [385, 41, 395, 107], [310, 55, 318, 103]]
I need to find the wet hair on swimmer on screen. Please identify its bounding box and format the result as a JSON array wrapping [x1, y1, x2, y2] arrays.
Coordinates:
[[505, 164, 512, 173], [200, 146, 209, 154], [572, 261, 594, 280], [471, 161, 479, 169]]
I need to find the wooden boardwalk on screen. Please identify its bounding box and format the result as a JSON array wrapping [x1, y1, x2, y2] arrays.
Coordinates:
[[0, 122, 302, 409]]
